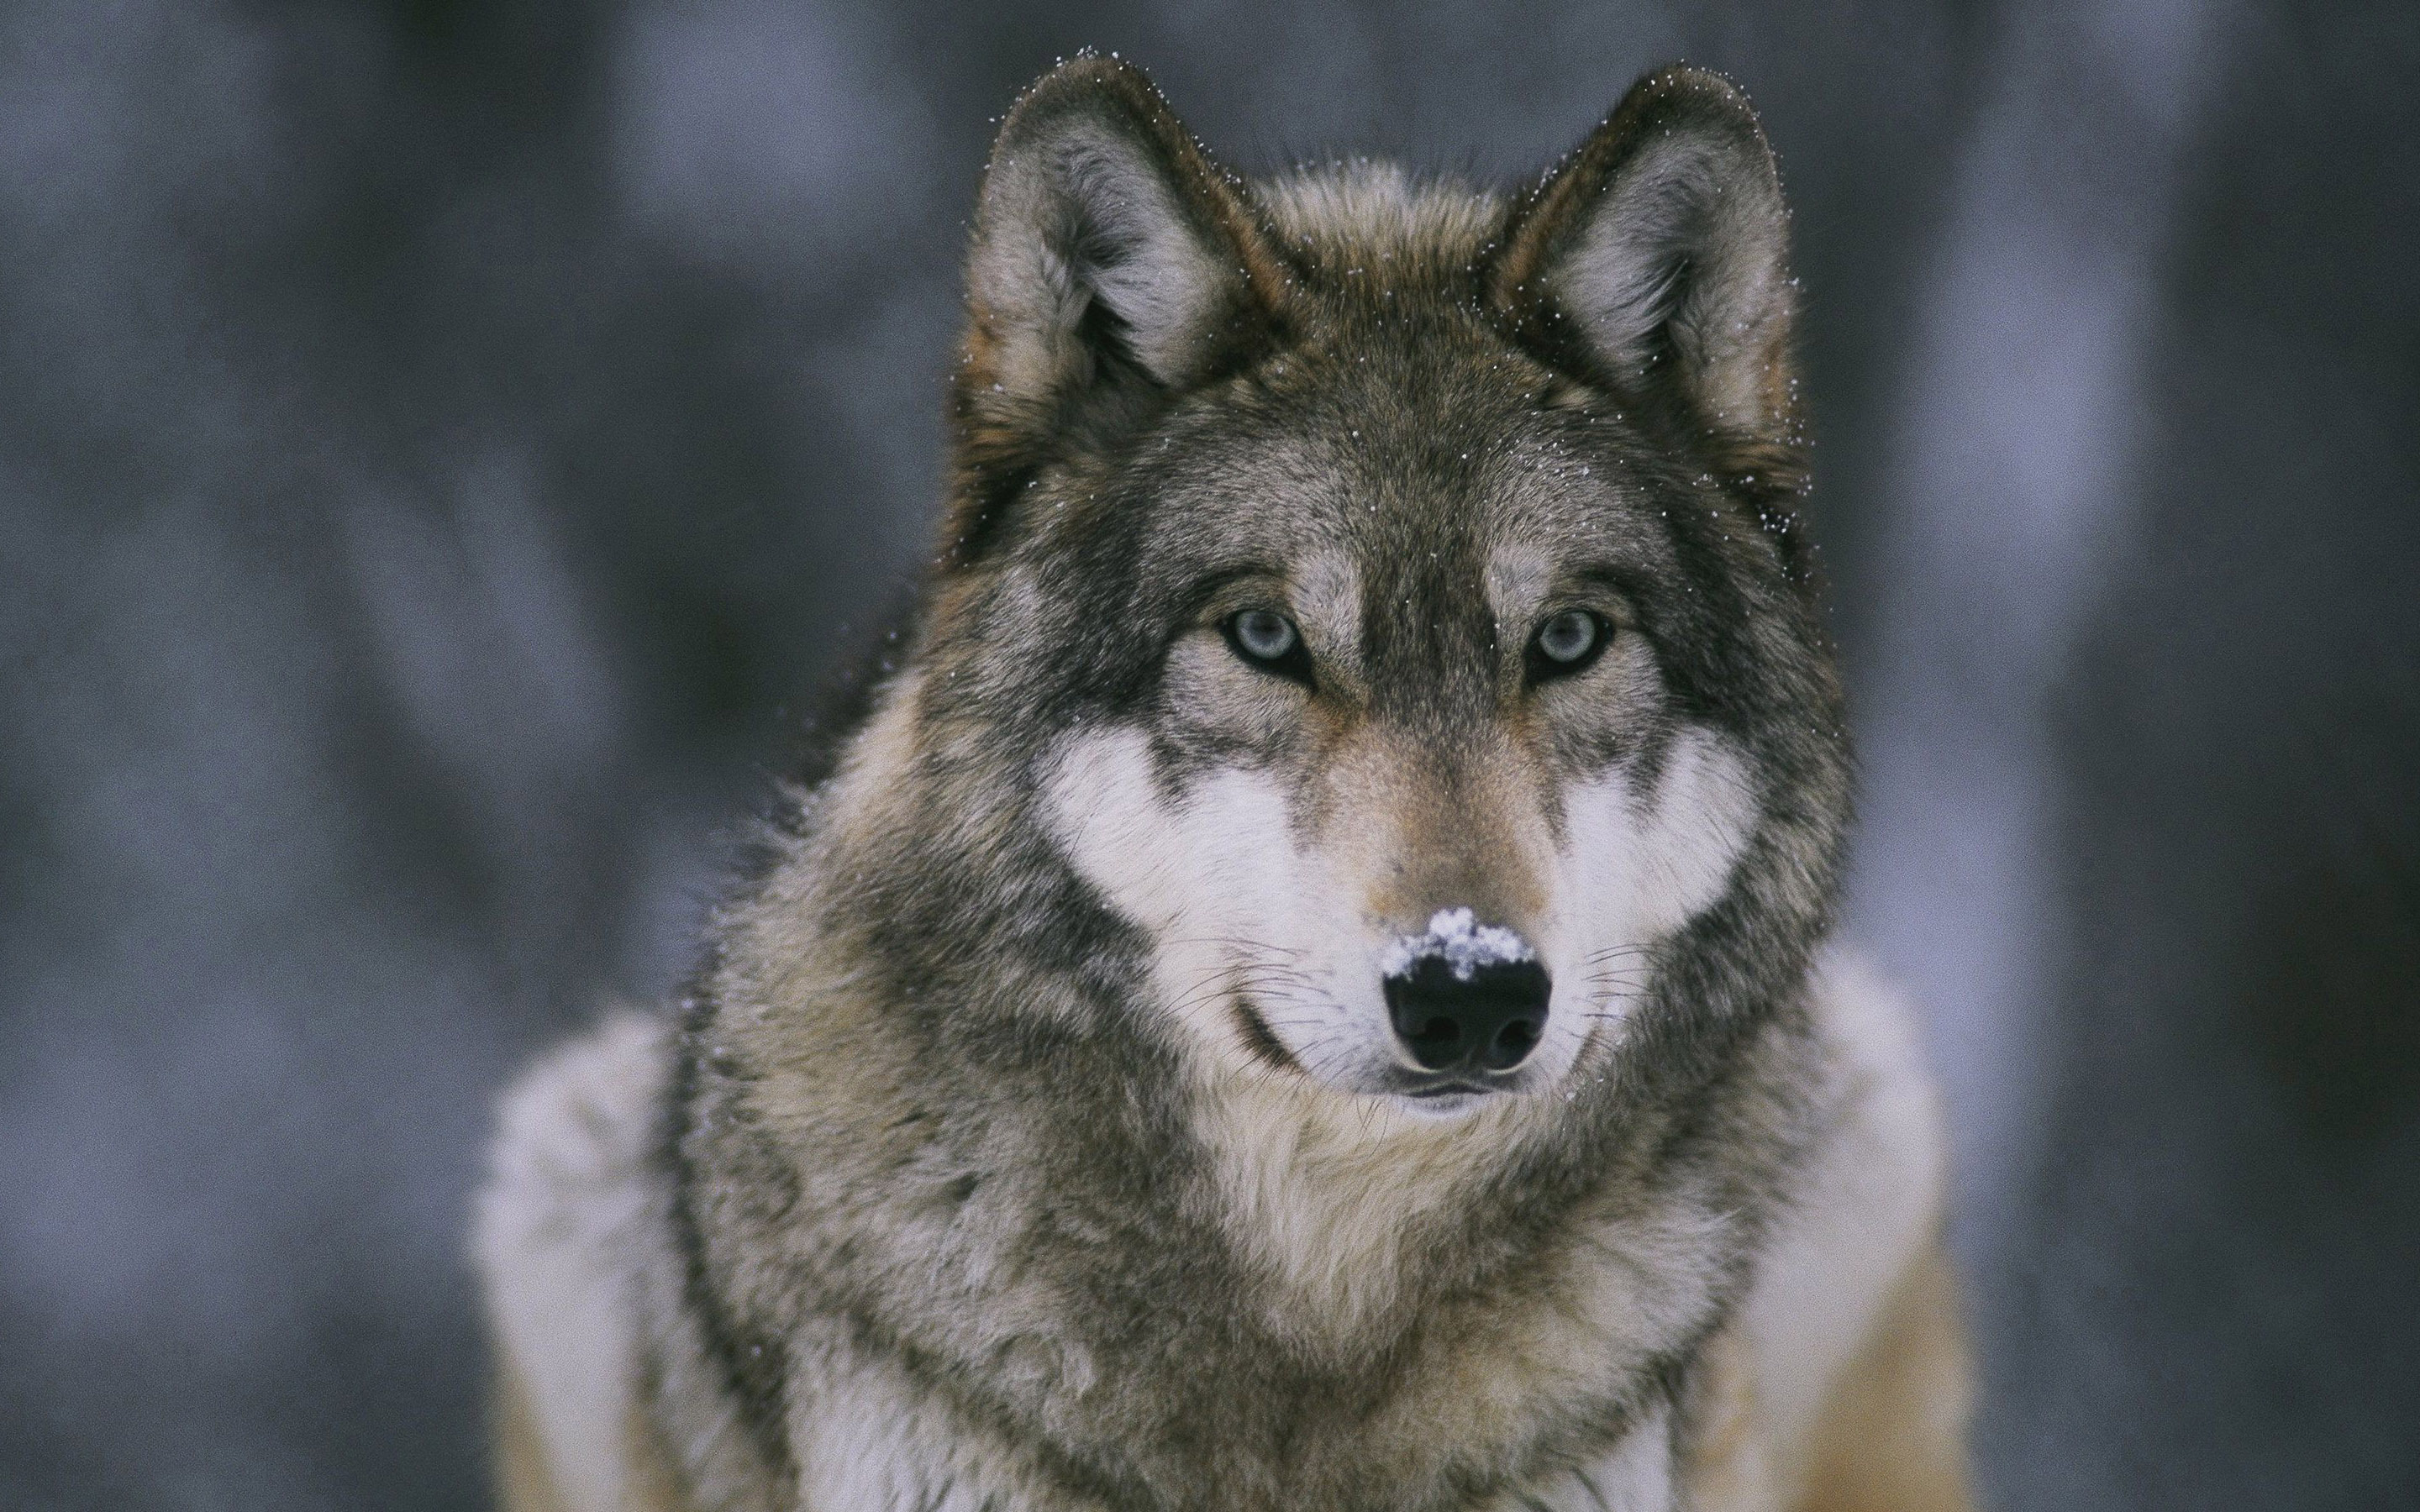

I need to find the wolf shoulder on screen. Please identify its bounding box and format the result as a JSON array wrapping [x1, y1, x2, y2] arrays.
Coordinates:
[[1725, 944, 1973, 1512], [471, 1011, 685, 1512], [1535, 947, 1970, 1512]]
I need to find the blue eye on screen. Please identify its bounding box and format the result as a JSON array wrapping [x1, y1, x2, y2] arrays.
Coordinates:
[[1232, 610, 1298, 661], [1223, 610, 1313, 686], [1537, 610, 1597, 663], [1528, 609, 1607, 680]]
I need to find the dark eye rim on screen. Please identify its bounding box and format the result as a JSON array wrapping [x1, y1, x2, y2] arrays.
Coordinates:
[[1220, 609, 1315, 688], [1524, 609, 1612, 684]]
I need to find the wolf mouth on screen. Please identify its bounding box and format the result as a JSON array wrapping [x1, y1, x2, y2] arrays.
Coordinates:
[[1385, 1063, 1529, 1101], [1401, 1080, 1497, 1100]]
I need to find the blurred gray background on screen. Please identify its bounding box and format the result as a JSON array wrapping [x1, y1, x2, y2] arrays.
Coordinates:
[[3, 1, 2414, 1507]]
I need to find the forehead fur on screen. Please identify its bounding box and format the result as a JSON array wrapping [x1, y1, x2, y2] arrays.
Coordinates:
[[949, 171, 1672, 686], [1257, 163, 1505, 293], [1113, 167, 1649, 565]]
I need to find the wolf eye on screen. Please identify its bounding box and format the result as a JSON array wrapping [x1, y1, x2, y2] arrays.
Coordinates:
[[1233, 610, 1297, 659], [1528, 609, 1607, 681], [1223, 609, 1312, 685]]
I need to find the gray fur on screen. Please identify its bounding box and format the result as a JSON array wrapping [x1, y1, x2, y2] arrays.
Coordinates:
[[477, 55, 1959, 1512]]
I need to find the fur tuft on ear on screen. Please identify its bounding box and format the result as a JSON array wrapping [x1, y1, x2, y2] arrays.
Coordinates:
[[1494, 67, 1800, 486], [946, 56, 1284, 568]]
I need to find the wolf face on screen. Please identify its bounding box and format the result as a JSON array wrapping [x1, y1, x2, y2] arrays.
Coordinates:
[[895, 61, 1833, 1137], [1029, 349, 1767, 1117]]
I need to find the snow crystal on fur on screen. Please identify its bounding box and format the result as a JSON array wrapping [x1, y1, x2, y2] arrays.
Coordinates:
[[1380, 907, 1536, 980]]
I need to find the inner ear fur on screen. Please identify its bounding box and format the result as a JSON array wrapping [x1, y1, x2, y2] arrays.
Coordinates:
[[1493, 66, 1802, 486], [946, 55, 1286, 569]]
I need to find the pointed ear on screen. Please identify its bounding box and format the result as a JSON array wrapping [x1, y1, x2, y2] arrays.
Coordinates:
[[1493, 67, 1800, 482], [946, 56, 1284, 565]]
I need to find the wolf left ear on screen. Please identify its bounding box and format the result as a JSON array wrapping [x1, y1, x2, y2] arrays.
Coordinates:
[[946, 56, 1285, 566], [1493, 67, 1800, 482]]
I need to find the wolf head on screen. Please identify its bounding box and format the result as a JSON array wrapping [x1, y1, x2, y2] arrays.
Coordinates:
[[796, 58, 1845, 1134]]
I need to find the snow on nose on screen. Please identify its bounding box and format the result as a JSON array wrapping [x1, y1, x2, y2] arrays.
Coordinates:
[[1380, 907, 1536, 981]]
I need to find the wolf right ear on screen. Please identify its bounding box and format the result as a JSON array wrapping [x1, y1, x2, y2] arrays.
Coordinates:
[[946, 56, 1285, 566], [1492, 67, 1801, 484]]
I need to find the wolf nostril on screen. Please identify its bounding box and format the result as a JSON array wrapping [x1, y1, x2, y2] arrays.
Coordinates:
[[1495, 1016, 1539, 1058], [1382, 953, 1551, 1074]]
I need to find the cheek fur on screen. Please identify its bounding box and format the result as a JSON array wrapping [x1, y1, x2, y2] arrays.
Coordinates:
[[1043, 726, 1436, 1095], [1549, 727, 1759, 1036], [1040, 727, 1301, 937], [1041, 728, 1339, 1063]]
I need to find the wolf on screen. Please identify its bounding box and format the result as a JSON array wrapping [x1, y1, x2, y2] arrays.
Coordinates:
[[474, 55, 1974, 1512]]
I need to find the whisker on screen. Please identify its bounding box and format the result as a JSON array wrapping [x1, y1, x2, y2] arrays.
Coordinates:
[[1165, 966, 1303, 1000], [1165, 936, 1308, 958], [1162, 970, 1319, 1019]]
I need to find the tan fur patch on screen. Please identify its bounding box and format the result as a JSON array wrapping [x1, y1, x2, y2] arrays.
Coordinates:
[[1681, 1324, 1785, 1512], [1187, 1060, 1552, 1346], [1791, 1239, 1976, 1512], [492, 1354, 575, 1512]]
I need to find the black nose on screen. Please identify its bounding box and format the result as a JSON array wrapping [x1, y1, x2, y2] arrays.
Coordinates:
[[1384, 956, 1551, 1073]]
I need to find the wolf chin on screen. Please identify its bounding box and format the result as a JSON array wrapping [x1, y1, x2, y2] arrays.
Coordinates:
[[475, 56, 1975, 1512]]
